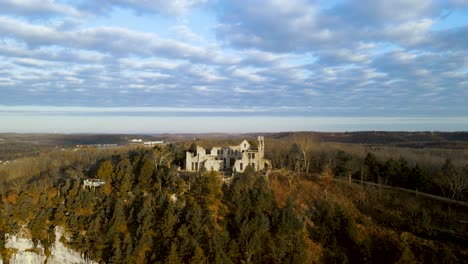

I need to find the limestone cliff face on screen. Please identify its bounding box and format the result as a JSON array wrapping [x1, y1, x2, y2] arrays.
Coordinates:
[[2, 226, 96, 264]]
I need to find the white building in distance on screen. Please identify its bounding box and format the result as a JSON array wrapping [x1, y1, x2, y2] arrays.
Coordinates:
[[185, 136, 271, 173], [143, 141, 164, 147]]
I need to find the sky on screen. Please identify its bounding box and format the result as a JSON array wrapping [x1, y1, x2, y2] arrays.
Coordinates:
[[0, 0, 467, 133]]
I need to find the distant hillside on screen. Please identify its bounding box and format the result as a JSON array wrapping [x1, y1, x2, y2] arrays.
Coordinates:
[[0, 133, 165, 160], [162, 131, 468, 147], [259, 131, 468, 148], [2, 131, 468, 161]]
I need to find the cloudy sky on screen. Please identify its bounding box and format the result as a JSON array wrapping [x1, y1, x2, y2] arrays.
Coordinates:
[[0, 0, 467, 133]]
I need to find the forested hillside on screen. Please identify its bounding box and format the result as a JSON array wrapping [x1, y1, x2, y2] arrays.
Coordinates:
[[0, 141, 467, 263]]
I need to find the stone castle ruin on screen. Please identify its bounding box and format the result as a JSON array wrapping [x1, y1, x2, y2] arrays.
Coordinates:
[[185, 136, 271, 173]]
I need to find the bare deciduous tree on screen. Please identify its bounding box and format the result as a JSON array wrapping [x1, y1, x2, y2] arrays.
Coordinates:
[[293, 133, 315, 174], [267, 140, 288, 169], [437, 160, 468, 200], [152, 145, 175, 170]]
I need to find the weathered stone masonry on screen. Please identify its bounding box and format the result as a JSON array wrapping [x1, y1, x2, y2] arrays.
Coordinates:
[[185, 136, 271, 173]]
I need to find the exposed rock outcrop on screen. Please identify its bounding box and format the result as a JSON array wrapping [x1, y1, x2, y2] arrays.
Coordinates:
[[3, 226, 96, 264]]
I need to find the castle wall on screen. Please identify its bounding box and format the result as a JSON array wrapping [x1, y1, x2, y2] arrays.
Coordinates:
[[185, 138, 269, 173]]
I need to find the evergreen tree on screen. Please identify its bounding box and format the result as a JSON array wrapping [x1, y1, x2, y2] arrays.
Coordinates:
[[335, 150, 352, 177], [408, 164, 428, 191], [109, 236, 123, 264], [397, 157, 411, 188], [190, 245, 207, 264], [199, 170, 224, 225], [110, 198, 128, 234], [382, 158, 399, 186], [139, 159, 155, 191], [96, 160, 114, 194], [166, 242, 180, 264], [114, 158, 134, 194], [97, 160, 114, 180], [271, 198, 307, 263], [364, 153, 380, 183]]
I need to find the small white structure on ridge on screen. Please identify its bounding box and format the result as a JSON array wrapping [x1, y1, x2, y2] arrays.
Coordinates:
[[83, 178, 105, 188]]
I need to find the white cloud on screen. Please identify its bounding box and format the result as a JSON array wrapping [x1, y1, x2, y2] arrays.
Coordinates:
[[382, 19, 434, 46], [335, 0, 437, 25], [0, 105, 308, 114], [216, 0, 327, 52], [215, 0, 458, 53], [0, 16, 236, 65], [170, 24, 203, 42], [13, 57, 59, 68], [119, 58, 182, 70], [239, 49, 287, 67], [304, 89, 320, 96], [0, 0, 81, 17], [230, 68, 266, 82], [81, 0, 208, 15]]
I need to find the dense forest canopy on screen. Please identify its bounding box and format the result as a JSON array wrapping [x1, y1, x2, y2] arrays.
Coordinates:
[[0, 135, 467, 263]]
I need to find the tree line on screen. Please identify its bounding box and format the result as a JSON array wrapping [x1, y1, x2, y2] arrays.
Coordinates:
[[266, 135, 468, 201]]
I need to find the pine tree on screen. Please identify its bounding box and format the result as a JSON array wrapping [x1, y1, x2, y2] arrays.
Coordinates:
[[114, 158, 134, 194], [382, 158, 399, 186], [200, 170, 224, 225], [161, 202, 179, 239], [110, 198, 128, 234], [97, 160, 114, 180], [408, 164, 428, 191], [123, 233, 134, 263], [397, 157, 410, 188], [271, 197, 306, 263], [109, 236, 123, 264], [96, 160, 114, 194], [166, 242, 180, 264], [190, 245, 207, 264], [364, 153, 380, 183], [139, 159, 155, 191]]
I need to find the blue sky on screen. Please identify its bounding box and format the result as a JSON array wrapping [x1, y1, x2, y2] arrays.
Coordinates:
[[0, 0, 467, 133]]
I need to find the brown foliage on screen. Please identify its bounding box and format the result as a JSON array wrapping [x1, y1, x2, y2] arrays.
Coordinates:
[[6, 193, 18, 204]]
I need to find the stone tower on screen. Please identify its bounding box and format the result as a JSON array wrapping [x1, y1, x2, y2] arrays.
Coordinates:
[[258, 136, 265, 157]]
